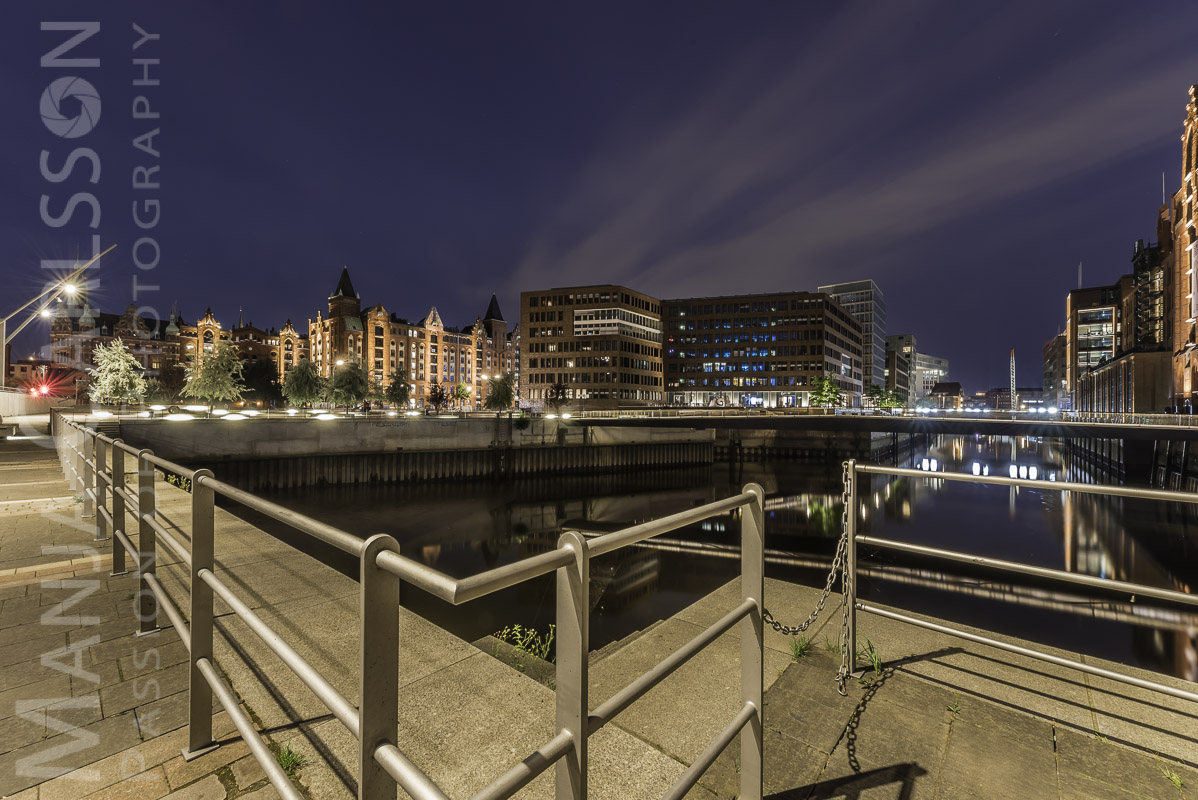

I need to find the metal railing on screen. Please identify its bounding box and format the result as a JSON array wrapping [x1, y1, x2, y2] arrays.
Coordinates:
[[841, 459, 1198, 704], [52, 411, 766, 800]]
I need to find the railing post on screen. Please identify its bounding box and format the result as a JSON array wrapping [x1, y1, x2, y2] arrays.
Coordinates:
[[845, 459, 858, 671], [555, 531, 589, 800], [95, 436, 109, 542], [136, 449, 159, 636], [82, 430, 95, 518], [111, 442, 127, 574], [740, 484, 765, 800], [183, 468, 217, 760], [359, 533, 400, 800]]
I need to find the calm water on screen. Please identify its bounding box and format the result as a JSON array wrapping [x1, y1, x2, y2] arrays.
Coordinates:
[[238, 435, 1198, 681]]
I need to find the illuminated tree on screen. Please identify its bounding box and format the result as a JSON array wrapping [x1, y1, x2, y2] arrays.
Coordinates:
[[809, 373, 844, 408], [484, 372, 515, 411], [453, 381, 471, 408], [545, 382, 569, 413], [182, 343, 245, 404], [427, 382, 449, 413], [325, 361, 369, 409], [282, 359, 323, 407], [385, 371, 410, 408], [87, 339, 146, 405]]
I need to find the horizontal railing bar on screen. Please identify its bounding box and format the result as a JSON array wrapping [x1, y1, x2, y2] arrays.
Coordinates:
[[374, 551, 458, 602], [374, 742, 452, 800], [471, 729, 573, 800], [196, 658, 304, 800], [662, 701, 756, 800], [119, 487, 139, 512], [95, 433, 117, 445], [143, 572, 191, 651], [451, 549, 574, 605], [98, 506, 113, 529], [857, 603, 1198, 704], [855, 535, 1198, 608], [198, 475, 363, 556], [588, 492, 755, 557], [144, 452, 194, 478], [113, 528, 137, 560], [84, 488, 96, 501], [856, 464, 1198, 504], [97, 470, 112, 486], [115, 440, 143, 456], [198, 568, 361, 738], [589, 598, 755, 735], [144, 514, 192, 567], [84, 458, 96, 471]]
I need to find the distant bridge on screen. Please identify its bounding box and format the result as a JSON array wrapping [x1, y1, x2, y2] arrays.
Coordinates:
[[572, 410, 1198, 441]]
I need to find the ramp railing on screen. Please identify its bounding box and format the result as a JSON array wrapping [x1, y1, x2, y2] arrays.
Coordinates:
[[53, 411, 766, 800]]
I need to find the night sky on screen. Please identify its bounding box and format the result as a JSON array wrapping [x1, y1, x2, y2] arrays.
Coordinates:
[[3, 1, 1197, 392]]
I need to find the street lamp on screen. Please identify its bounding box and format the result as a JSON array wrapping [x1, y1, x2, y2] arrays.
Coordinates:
[[1, 245, 114, 388]]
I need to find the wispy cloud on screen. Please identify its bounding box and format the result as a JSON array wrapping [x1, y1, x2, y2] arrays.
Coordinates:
[[509, 1, 1198, 299]]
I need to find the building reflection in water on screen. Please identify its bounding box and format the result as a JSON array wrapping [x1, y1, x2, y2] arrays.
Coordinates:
[[250, 435, 1196, 681]]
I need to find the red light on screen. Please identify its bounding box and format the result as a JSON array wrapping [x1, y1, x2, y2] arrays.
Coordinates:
[[39, 386, 50, 395], [29, 388, 37, 396]]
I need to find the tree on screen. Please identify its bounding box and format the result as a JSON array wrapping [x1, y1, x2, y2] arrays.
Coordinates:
[[865, 384, 887, 408], [242, 359, 283, 405], [282, 359, 323, 407], [453, 381, 471, 409], [484, 372, 515, 411], [384, 371, 410, 408], [427, 382, 449, 413], [545, 381, 570, 413], [88, 339, 147, 406], [809, 373, 844, 408], [155, 363, 187, 402], [884, 389, 907, 409], [182, 343, 245, 405], [325, 361, 369, 409]]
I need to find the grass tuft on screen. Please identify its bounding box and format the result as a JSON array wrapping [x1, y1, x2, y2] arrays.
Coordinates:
[[790, 636, 811, 661], [1161, 764, 1184, 790], [276, 745, 306, 777]]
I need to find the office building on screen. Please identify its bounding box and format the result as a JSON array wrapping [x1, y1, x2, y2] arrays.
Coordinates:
[[519, 285, 662, 409], [1042, 333, 1067, 409], [817, 279, 886, 389], [663, 291, 864, 408]]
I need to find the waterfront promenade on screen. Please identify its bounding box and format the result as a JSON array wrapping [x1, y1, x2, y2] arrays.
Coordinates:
[[1, 418, 1196, 798]]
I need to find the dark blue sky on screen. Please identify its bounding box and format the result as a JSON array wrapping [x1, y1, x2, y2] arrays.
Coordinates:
[[3, 1, 1196, 391]]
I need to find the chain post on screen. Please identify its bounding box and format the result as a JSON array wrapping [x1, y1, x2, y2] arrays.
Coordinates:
[[556, 531, 589, 800], [359, 533, 400, 800], [844, 459, 858, 677], [740, 484, 765, 800], [183, 469, 217, 760], [136, 449, 159, 636]]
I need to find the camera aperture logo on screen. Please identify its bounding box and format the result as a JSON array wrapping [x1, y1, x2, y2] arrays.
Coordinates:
[[40, 75, 101, 138]]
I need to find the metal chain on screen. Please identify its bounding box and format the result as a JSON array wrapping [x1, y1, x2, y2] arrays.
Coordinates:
[[761, 460, 854, 695]]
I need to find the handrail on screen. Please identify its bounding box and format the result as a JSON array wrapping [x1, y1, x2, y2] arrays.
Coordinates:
[[54, 412, 769, 800], [199, 474, 364, 556], [855, 534, 1198, 608], [845, 459, 1198, 711]]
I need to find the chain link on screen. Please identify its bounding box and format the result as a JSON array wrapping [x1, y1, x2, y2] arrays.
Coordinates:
[[761, 460, 854, 696]]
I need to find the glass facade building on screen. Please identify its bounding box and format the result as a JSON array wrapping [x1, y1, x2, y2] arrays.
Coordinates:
[[817, 280, 886, 389]]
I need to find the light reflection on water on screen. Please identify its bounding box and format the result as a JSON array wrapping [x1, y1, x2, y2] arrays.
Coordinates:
[[244, 435, 1197, 681]]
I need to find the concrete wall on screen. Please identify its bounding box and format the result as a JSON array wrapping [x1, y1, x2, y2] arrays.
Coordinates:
[[0, 389, 53, 418], [116, 416, 713, 462]]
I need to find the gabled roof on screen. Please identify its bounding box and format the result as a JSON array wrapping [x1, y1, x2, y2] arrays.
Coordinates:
[[930, 381, 963, 395], [483, 294, 504, 322], [329, 266, 358, 300], [420, 306, 444, 329]]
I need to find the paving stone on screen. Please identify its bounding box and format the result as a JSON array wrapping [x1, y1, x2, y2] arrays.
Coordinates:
[[0, 674, 73, 723], [161, 736, 249, 790], [229, 755, 265, 790], [1055, 725, 1195, 800], [99, 663, 188, 719], [0, 712, 143, 797], [77, 765, 170, 800], [937, 718, 1058, 800], [161, 773, 226, 799], [237, 785, 281, 799]]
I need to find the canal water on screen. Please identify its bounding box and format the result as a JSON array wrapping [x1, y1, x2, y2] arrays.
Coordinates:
[[240, 434, 1198, 682]]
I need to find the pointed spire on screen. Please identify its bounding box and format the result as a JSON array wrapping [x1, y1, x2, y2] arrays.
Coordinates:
[[329, 266, 358, 300], [483, 294, 504, 322]]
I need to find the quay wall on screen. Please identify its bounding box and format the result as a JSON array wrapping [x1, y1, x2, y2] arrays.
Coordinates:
[[115, 417, 715, 489]]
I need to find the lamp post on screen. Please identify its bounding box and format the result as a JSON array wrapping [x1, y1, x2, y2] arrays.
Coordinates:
[[1, 246, 114, 388]]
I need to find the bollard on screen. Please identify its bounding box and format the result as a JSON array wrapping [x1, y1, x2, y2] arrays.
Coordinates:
[[358, 534, 400, 800], [555, 531, 589, 800], [740, 484, 765, 800], [183, 469, 217, 760]]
